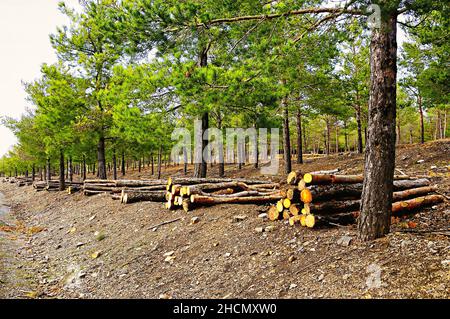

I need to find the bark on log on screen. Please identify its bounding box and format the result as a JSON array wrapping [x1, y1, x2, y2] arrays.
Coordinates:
[[391, 195, 444, 214], [190, 194, 283, 205], [304, 173, 412, 185], [122, 191, 166, 204]]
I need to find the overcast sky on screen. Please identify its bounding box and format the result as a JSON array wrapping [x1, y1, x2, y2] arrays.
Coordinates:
[[0, 1, 408, 157], [0, 0, 80, 156]]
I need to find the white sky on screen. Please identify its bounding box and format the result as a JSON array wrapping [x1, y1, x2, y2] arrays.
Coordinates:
[[0, 1, 408, 157], [0, 0, 80, 156]]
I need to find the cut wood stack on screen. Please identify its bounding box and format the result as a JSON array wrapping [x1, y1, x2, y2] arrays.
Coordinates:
[[163, 177, 281, 212], [266, 171, 445, 229], [33, 180, 83, 192], [83, 179, 167, 203]]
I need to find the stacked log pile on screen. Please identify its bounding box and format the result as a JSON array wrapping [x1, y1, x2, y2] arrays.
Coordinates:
[[33, 180, 83, 192], [268, 171, 445, 228], [2, 176, 33, 187], [163, 177, 281, 212], [83, 179, 168, 202]]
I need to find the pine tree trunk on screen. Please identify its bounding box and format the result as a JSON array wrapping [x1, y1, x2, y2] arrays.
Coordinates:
[[359, 11, 398, 241], [82, 155, 86, 181], [112, 149, 117, 180], [157, 146, 162, 180], [296, 108, 303, 164], [31, 164, 35, 182], [356, 105, 363, 153], [46, 157, 51, 181], [325, 118, 331, 156], [281, 80, 291, 174], [68, 156, 73, 182], [194, 112, 209, 178], [97, 135, 107, 179], [59, 150, 65, 191]]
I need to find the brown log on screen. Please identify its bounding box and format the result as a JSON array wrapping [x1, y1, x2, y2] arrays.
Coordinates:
[[303, 173, 413, 185], [307, 179, 431, 202], [190, 194, 283, 205], [392, 186, 437, 201], [391, 195, 444, 214], [168, 177, 274, 187], [182, 199, 192, 212], [186, 181, 279, 196], [282, 210, 291, 220], [122, 190, 166, 204]]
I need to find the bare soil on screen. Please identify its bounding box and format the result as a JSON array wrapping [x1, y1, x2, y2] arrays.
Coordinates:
[[0, 140, 449, 299]]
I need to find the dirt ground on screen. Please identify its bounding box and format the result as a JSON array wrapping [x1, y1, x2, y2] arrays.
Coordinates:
[[0, 139, 449, 299]]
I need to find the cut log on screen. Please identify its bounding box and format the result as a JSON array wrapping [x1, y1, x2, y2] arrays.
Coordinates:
[[287, 171, 303, 185], [190, 194, 283, 205], [289, 204, 300, 216], [392, 195, 444, 214], [392, 186, 437, 201], [300, 189, 313, 203], [276, 200, 284, 213], [303, 173, 413, 185], [268, 206, 280, 221], [307, 179, 431, 202], [282, 210, 291, 220], [305, 214, 315, 228], [182, 199, 192, 213], [309, 168, 339, 175], [122, 190, 166, 204], [286, 188, 300, 202], [283, 198, 291, 209], [298, 179, 306, 191]]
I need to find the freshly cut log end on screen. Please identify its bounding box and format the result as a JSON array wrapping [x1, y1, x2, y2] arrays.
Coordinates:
[[303, 203, 311, 215], [300, 215, 306, 227], [276, 200, 284, 213], [287, 171, 302, 185], [303, 173, 313, 184], [283, 198, 291, 209], [305, 214, 315, 228], [300, 189, 313, 204], [298, 179, 306, 191], [268, 206, 280, 221], [289, 204, 300, 216], [283, 210, 291, 220]]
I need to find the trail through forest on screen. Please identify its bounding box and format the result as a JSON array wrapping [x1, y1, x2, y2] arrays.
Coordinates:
[[0, 140, 448, 299]]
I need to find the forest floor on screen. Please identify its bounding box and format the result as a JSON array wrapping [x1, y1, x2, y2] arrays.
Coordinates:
[[0, 139, 449, 299]]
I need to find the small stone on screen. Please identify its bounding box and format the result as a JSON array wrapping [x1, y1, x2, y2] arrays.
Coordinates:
[[89, 215, 96, 221], [76, 242, 85, 247], [430, 165, 437, 169], [289, 283, 297, 290], [191, 217, 200, 224], [337, 235, 353, 246], [232, 215, 248, 222], [55, 244, 62, 250], [441, 260, 450, 267], [265, 225, 276, 232], [318, 274, 324, 281], [343, 274, 351, 280], [224, 252, 231, 258], [255, 227, 264, 233], [159, 293, 172, 299], [163, 251, 175, 257], [258, 213, 268, 219], [288, 255, 296, 262], [416, 159, 425, 164], [164, 256, 176, 263], [432, 205, 438, 210], [213, 242, 220, 247]]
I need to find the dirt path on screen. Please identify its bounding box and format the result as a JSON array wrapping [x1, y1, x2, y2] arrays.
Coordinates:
[[0, 192, 38, 298]]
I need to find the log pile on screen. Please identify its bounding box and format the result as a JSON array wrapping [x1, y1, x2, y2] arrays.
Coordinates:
[[82, 179, 168, 202], [268, 171, 445, 228], [163, 177, 281, 212], [33, 180, 83, 192], [3, 176, 33, 187]]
